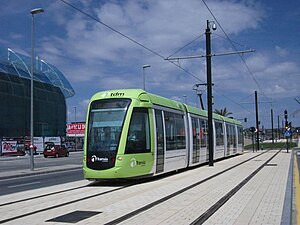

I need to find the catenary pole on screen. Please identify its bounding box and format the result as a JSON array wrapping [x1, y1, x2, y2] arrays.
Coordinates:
[[206, 20, 214, 166], [255, 91, 260, 151]]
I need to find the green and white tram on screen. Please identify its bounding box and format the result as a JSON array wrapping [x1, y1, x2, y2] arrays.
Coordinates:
[[83, 89, 243, 180]]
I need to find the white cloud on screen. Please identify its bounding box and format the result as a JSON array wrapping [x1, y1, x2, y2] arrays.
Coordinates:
[[2, 0, 300, 127], [40, 0, 265, 86], [275, 45, 289, 57]]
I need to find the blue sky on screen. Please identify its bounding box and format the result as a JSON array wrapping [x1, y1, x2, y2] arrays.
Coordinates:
[[0, 0, 299, 130]]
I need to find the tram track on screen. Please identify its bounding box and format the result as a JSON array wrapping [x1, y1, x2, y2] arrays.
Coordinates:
[[0, 184, 135, 224], [104, 150, 277, 225], [0, 150, 276, 224], [190, 149, 282, 225], [0, 185, 87, 207], [0, 179, 137, 208]]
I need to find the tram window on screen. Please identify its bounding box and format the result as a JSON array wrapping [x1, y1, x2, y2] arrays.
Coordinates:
[[87, 99, 130, 153], [200, 119, 208, 148], [215, 122, 224, 146], [164, 111, 186, 150], [192, 117, 200, 151], [192, 117, 200, 163], [238, 126, 243, 145], [175, 114, 186, 149], [125, 108, 150, 154], [226, 124, 235, 147], [233, 126, 235, 143], [155, 110, 164, 154], [164, 112, 175, 150], [233, 126, 237, 148]]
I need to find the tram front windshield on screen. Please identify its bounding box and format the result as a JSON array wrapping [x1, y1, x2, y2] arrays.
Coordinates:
[[87, 99, 131, 153]]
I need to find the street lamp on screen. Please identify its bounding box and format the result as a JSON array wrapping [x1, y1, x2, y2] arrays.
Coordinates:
[[30, 8, 44, 171], [182, 95, 187, 104], [142, 64, 151, 90]]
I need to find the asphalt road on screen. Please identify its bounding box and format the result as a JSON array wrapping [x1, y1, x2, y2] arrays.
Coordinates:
[[0, 151, 84, 196], [0, 168, 83, 196], [0, 151, 82, 173]]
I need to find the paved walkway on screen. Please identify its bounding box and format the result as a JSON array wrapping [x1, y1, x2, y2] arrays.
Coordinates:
[[0, 149, 298, 225]]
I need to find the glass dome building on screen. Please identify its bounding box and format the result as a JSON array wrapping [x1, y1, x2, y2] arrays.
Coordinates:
[[0, 47, 75, 138]]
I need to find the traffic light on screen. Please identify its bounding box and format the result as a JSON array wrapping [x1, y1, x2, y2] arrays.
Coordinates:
[[285, 121, 289, 130], [249, 126, 256, 132], [284, 110, 288, 120]]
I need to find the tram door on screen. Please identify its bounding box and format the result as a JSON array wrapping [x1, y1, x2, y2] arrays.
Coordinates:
[[155, 110, 165, 173]]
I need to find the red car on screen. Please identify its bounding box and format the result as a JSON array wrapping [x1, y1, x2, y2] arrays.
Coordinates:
[[43, 142, 69, 158]]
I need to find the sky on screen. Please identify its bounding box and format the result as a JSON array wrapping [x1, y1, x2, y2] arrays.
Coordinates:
[[0, 0, 300, 130]]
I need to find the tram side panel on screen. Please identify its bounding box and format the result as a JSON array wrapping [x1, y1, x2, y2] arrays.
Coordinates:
[[153, 109, 165, 175], [187, 115, 241, 166], [214, 120, 226, 160], [163, 110, 188, 173], [187, 114, 210, 167], [225, 123, 234, 156], [123, 107, 155, 176], [153, 107, 188, 175], [237, 125, 244, 154]]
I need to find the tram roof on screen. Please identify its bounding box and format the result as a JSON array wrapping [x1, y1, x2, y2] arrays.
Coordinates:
[[91, 89, 242, 125], [184, 104, 241, 125], [91, 89, 186, 111]]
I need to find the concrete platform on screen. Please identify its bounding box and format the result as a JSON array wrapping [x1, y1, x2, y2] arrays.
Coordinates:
[[0, 149, 298, 225]]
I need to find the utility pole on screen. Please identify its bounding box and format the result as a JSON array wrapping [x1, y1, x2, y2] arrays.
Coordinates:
[[255, 91, 260, 151], [271, 109, 274, 145], [278, 115, 280, 140], [165, 20, 254, 165], [284, 109, 289, 153], [206, 20, 214, 166]]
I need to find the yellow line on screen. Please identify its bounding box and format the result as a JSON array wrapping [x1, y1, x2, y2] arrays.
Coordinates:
[[295, 151, 300, 225]]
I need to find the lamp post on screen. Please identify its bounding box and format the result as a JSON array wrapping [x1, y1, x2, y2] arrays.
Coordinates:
[[182, 95, 187, 104], [142, 65, 151, 90], [30, 8, 44, 171]]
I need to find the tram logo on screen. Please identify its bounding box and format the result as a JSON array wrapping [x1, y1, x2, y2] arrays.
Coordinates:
[[102, 92, 125, 98], [91, 155, 109, 163], [110, 92, 124, 97], [130, 158, 137, 167], [130, 158, 146, 167]]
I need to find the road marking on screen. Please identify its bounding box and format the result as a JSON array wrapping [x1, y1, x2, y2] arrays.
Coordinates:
[[8, 181, 41, 188]]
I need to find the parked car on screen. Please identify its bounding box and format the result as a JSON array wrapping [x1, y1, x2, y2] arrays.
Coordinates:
[[43, 142, 69, 158]]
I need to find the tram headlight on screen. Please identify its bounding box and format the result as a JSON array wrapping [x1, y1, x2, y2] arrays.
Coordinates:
[[117, 156, 123, 161]]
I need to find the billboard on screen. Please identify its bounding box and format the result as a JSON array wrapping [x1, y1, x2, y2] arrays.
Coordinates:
[[67, 123, 85, 136], [44, 137, 61, 145], [1, 137, 25, 155]]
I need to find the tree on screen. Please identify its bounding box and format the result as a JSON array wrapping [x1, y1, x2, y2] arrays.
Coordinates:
[[214, 107, 233, 117]]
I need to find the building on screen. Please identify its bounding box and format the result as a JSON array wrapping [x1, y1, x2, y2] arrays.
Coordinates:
[[0, 47, 75, 138]]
